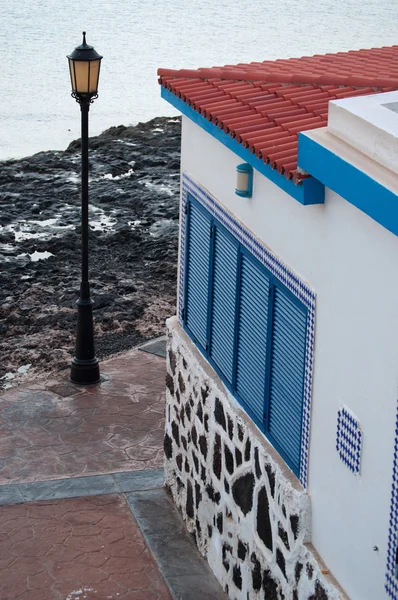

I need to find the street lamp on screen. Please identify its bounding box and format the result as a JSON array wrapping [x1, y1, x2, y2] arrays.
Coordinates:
[[67, 32, 102, 385]]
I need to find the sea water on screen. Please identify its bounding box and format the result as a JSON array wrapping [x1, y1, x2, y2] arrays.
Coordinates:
[[1, 0, 396, 160]]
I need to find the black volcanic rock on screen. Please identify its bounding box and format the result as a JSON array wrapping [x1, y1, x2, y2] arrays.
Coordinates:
[[0, 117, 181, 389]]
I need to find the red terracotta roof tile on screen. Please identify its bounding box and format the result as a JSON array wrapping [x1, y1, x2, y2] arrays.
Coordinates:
[[158, 46, 398, 182]]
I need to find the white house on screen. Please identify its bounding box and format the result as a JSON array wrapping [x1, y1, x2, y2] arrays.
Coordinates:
[[158, 46, 398, 600]]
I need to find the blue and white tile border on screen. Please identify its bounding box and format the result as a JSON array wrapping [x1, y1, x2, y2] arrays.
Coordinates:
[[385, 402, 398, 599], [178, 171, 316, 488], [336, 406, 362, 475]]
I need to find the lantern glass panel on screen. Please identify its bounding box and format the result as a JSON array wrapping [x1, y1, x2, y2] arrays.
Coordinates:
[[68, 59, 76, 92], [73, 60, 90, 94], [88, 59, 101, 93]]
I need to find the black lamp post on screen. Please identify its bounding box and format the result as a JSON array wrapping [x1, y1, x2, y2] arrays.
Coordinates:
[[68, 32, 103, 385]]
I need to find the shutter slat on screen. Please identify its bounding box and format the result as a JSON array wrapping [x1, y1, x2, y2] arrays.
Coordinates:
[[271, 343, 306, 380], [236, 255, 269, 424], [185, 202, 211, 348], [210, 227, 238, 383], [273, 316, 307, 342], [268, 287, 306, 473]]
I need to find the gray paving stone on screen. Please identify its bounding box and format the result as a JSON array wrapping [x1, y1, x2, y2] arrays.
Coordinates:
[[19, 477, 89, 501], [84, 475, 119, 496], [167, 574, 227, 600], [0, 485, 24, 506], [126, 488, 226, 598], [113, 468, 164, 492], [138, 336, 167, 358]]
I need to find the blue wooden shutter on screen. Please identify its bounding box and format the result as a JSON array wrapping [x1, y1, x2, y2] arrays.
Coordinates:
[[184, 199, 211, 349], [235, 254, 270, 425], [267, 287, 307, 473], [209, 225, 238, 383]]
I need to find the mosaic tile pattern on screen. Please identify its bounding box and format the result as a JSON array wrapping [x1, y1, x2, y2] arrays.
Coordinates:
[[385, 403, 398, 599], [336, 406, 362, 475], [179, 172, 316, 488]]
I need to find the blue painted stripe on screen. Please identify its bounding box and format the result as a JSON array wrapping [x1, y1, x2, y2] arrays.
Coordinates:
[[161, 87, 324, 206], [298, 132, 398, 237]]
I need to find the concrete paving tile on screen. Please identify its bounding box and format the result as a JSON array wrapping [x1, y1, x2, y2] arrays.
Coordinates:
[[0, 484, 24, 506], [0, 495, 172, 599], [0, 350, 166, 484], [114, 468, 164, 492]]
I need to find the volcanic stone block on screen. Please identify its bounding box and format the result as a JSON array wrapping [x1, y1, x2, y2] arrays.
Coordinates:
[[166, 372, 174, 395], [227, 415, 234, 440], [171, 421, 180, 447], [204, 413, 209, 433], [233, 565, 242, 590], [244, 438, 251, 461], [290, 515, 299, 540], [217, 512, 223, 534], [309, 582, 328, 600], [199, 435, 208, 459], [205, 483, 221, 504], [186, 480, 194, 518], [195, 482, 202, 509], [251, 553, 262, 591], [237, 540, 247, 561], [201, 384, 210, 404], [232, 472, 255, 516], [164, 433, 173, 459], [278, 523, 290, 550], [192, 451, 199, 474], [224, 444, 234, 475], [235, 447, 242, 467], [254, 447, 261, 478], [276, 548, 286, 579], [213, 433, 222, 479], [214, 398, 226, 430], [168, 349, 176, 375], [257, 486, 273, 551], [197, 402, 203, 422], [191, 424, 198, 447], [185, 401, 191, 421], [265, 463, 275, 497], [262, 569, 279, 599]]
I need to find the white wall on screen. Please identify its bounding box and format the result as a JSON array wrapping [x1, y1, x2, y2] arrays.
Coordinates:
[[180, 115, 398, 600]]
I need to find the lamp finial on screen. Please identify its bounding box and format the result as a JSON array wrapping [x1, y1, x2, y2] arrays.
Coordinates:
[[82, 31, 87, 45]]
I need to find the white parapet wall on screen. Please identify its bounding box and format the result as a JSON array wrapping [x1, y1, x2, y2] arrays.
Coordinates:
[[164, 316, 345, 600]]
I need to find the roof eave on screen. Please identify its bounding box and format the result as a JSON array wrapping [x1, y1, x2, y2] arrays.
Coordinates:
[[161, 85, 324, 206]]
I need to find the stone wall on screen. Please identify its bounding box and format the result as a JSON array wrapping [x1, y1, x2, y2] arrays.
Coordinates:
[[164, 317, 345, 600]]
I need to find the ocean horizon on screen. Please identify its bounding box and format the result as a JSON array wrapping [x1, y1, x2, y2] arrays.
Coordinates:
[[1, 0, 397, 161]]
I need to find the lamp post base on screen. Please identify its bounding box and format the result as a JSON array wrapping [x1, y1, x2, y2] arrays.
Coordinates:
[[70, 357, 100, 385], [70, 294, 100, 385]]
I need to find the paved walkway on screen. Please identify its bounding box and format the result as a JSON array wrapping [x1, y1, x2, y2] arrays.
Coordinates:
[[0, 350, 165, 485], [0, 344, 226, 600]]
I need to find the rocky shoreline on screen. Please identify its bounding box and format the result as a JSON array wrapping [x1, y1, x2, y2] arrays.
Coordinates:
[[0, 117, 181, 390]]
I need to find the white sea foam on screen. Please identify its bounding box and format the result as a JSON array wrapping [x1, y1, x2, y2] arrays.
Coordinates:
[[101, 168, 134, 181], [30, 250, 54, 261], [140, 180, 174, 196]]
